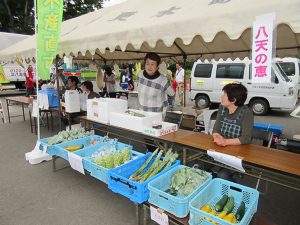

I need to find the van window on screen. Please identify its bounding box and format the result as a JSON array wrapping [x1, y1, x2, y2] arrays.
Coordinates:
[[276, 62, 295, 76], [249, 64, 279, 83], [216, 64, 244, 79], [194, 64, 212, 78]]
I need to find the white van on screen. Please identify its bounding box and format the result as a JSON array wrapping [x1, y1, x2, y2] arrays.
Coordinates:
[[275, 57, 300, 97], [190, 58, 297, 115]]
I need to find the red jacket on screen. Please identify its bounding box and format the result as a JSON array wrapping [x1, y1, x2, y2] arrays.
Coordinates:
[[171, 79, 178, 92], [25, 70, 35, 88]]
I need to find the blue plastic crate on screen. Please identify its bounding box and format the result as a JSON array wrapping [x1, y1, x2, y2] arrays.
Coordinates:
[[50, 135, 105, 160], [108, 153, 180, 204], [189, 178, 259, 225], [148, 165, 212, 218], [88, 150, 143, 184], [253, 122, 283, 135], [39, 137, 58, 155], [75, 142, 144, 183], [39, 89, 59, 108]]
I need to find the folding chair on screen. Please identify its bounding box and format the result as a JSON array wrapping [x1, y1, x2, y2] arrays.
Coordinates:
[[251, 128, 273, 194], [196, 109, 218, 134]]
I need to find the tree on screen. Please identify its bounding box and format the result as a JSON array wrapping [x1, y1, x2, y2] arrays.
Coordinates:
[[0, 0, 104, 35]]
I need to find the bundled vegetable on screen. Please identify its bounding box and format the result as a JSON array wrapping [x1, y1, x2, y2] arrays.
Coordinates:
[[125, 110, 146, 117], [94, 147, 132, 169], [130, 148, 178, 182], [166, 167, 209, 197], [47, 130, 90, 145]]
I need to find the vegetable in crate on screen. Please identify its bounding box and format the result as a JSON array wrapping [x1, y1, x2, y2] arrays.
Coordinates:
[[235, 201, 245, 221], [200, 204, 211, 213], [166, 167, 209, 197], [47, 130, 90, 145], [94, 148, 132, 169], [130, 148, 178, 182], [223, 196, 234, 214], [215, 194, 228, 212], [65, 144, 84, 151]]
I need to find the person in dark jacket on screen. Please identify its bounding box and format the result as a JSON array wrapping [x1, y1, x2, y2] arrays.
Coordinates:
[[81, 81, 100, 99]]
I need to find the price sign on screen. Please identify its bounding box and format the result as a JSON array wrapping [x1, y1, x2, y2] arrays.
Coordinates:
[[150, 206, 169, 225], [68, 152, 85, 175]]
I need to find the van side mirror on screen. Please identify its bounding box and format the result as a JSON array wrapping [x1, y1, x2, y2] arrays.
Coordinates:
[[275, 76, 279, 84]]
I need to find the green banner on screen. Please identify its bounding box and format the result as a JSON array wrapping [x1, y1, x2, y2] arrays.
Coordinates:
[[0, 64, 10, 84], [37, 0, 63, 80]]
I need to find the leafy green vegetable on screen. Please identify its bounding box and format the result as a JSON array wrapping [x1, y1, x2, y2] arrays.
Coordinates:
[[166, 167, 209, 197]]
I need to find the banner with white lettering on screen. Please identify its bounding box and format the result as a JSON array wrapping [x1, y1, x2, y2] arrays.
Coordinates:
[[251, 13, 275, 83]]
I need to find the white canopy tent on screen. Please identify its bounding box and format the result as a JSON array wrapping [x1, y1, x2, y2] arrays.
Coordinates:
[[0, 0, 299, 63], [0, 32, 29, 50]]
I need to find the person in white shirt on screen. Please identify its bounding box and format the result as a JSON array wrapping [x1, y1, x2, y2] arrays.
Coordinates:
[[175, 63, 184, 106]]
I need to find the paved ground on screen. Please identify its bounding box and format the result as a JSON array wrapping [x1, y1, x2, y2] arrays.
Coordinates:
[[0, 97, 300, 225]]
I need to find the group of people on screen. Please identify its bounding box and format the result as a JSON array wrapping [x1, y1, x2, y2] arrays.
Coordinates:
[[26, 53, 253, 149], [137, 52, 253, 148]]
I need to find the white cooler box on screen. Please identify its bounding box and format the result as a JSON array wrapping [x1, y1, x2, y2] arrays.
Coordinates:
[[110, 109, 162, 132], [87, 98, 128, 123], [65, 90, 80, 113]]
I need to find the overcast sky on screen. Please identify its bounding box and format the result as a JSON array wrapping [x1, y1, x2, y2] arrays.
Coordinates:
[[102, 0, 128, 8]]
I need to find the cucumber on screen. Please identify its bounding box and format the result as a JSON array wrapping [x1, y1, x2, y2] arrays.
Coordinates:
[[223, 196, 234, 213], [215, 194, 228, 212], [235, 201, 245, 221]]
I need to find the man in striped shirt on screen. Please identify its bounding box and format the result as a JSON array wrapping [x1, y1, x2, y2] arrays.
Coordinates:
[[138, 53, 175, 114]]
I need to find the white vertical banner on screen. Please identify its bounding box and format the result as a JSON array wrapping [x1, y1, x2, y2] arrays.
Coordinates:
[[251, 13, 276, 83]]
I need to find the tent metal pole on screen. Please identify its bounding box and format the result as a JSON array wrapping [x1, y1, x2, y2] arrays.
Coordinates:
[[34, 0, 40, 140]]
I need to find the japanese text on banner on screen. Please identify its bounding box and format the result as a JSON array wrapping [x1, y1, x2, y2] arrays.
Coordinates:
[[37, 0, 63, 80], [251, 13, 275, 83]]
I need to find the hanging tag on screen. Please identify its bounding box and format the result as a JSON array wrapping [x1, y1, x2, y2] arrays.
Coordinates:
[[150, 206, 169, 225], [68, 152, 85, 175]]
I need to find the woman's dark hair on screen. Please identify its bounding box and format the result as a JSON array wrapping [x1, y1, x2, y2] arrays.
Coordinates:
[[144, 52, 161, 66], [104, 67, 113, 75], [81, 81, 93, 92], [67, 76, 79, 86], [222, 83, 248, 106]]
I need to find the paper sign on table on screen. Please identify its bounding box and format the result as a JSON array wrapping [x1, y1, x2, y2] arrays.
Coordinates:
[[67, 152, 85, 175], [32, 100, 38, 117], [207, 150, 245, 172], [150, 206, 169, 225]]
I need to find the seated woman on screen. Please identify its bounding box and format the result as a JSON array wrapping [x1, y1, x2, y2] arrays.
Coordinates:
[[212, 83, 253, 146], [80, 81, 100, 111], [81, 81, 100, 99], [211, 83, 253, 181]]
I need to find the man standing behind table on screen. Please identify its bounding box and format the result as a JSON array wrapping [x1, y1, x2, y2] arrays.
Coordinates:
[[25, 65, 35, 97], [175, 63, 184, 106]]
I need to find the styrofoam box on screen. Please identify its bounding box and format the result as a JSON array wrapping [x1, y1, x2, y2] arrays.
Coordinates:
[[143, 122, 178, 137], [110, 109, 162, 132], [87, 98, 128, 123], [65, 90, 80, 113]]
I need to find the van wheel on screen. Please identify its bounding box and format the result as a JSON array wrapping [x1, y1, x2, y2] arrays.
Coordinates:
[[195, 95, 210, 109], [250, 99, 269, 115]]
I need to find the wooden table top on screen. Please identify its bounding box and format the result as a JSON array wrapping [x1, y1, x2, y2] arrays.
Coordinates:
[[80, 116, 300, 177], [5, 96, 33, 104], [160, 129, 300, 176]]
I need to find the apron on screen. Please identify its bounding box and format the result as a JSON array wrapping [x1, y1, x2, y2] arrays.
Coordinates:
[[220, 106, 244, 139]]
